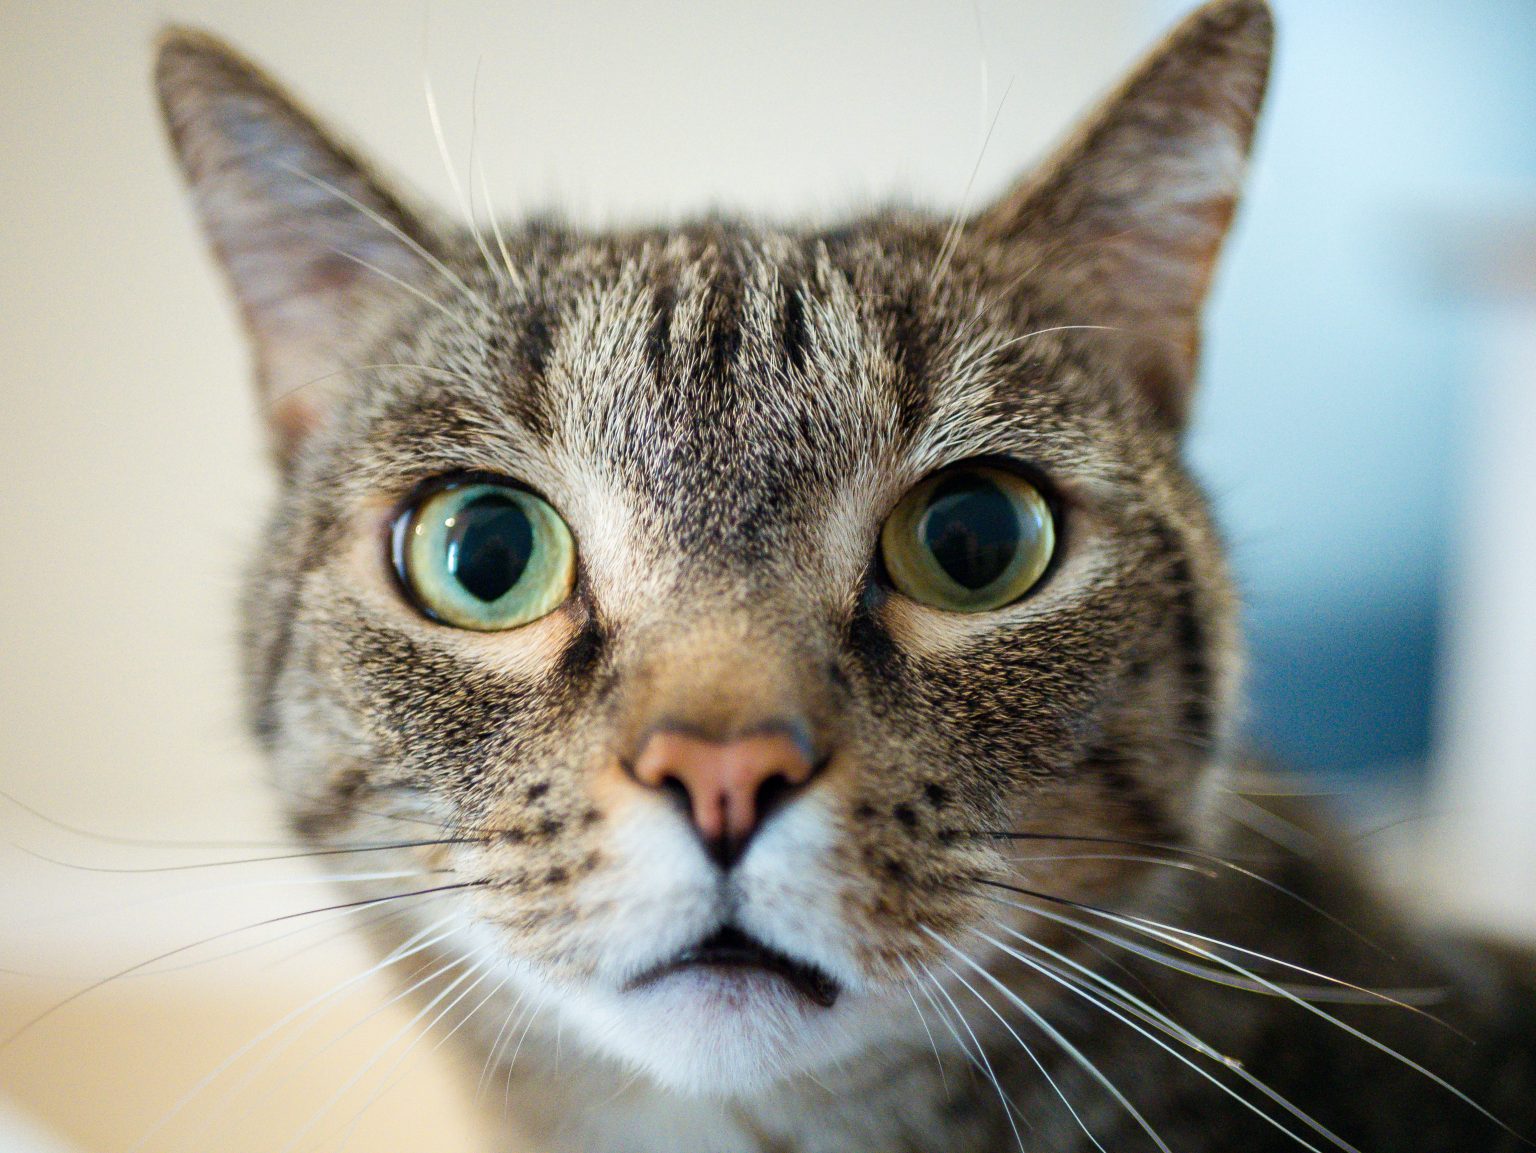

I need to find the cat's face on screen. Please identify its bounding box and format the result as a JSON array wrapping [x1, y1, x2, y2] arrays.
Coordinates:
[[159, 0, 1269, 1098]]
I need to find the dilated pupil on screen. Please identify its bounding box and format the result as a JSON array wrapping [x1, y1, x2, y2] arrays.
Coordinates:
[[921, 475, 1020, 590], [444, 494, 534, 603]]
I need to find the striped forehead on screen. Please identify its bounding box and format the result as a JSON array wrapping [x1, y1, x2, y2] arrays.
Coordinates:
[[506, 236, 923, 553]]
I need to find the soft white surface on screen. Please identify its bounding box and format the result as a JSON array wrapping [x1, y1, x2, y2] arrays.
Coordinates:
[[0, 1102, 76, 1153]]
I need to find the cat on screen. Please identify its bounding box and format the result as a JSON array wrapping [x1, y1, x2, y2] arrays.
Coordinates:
[[155, 1, 1536, 1150]]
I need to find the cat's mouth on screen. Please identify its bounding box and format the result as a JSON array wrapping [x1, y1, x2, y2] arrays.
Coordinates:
[[625, 925, 840, 1008]]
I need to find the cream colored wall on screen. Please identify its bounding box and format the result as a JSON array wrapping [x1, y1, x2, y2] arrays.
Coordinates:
[[0, 2, 1151, 1149]]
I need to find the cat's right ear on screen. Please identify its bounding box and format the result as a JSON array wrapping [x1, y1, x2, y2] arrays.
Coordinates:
[[155, 29, 442, 466]]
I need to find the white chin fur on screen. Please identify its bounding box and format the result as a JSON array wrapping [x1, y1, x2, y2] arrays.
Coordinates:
[[556, 968, 845, 1097]]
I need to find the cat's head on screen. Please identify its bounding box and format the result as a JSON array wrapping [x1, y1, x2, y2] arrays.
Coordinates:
[[157, 0, 1271, 1098]]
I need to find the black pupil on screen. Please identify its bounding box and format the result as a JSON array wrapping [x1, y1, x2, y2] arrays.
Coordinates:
[[921, 474, 1021, 590], [444, 493, 534, 603]]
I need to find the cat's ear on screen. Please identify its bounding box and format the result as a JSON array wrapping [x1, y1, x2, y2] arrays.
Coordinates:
[[155, 29, 443, 463], [970, 0, 1272, 428]]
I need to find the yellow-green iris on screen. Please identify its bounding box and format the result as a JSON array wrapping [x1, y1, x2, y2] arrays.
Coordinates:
[[880, 465, 1055, 612], [395, 482, 575, 630]]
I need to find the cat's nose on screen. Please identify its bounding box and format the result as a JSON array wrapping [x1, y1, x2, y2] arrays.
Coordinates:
[[628, 724, 822, 867]]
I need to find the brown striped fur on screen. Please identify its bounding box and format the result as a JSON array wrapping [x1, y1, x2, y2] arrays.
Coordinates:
[[156, 3, 1536, 1149]]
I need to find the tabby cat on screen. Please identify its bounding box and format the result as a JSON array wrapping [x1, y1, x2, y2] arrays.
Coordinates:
[[155, 1, 1536, 1149]]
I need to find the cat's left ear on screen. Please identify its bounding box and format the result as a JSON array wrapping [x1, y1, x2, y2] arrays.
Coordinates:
[[156, 29, 445, 465], [970, 0, 1273, 429]]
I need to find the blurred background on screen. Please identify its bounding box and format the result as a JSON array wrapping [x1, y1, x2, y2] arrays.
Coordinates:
[[1, 1, 1532, 1150]]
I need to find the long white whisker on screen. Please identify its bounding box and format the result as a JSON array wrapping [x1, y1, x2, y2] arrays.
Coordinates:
[[901, 956, 984, 1074], [423, 59, 501, 291], [1001, 850, 1216, 876], [926, 927, 1167, 1153], [275, 161, 494, 320], [331, 248, 485, 340], [330, 960, 500, 1152], [902, 976, 951, 1096], [928, 74, 1016, 296], [131, 914, 460, 1151], [476, 156, 523, 293], [980, 886, 1518, 1136], [0, 787, 288, 851], [476, 987, 528, 1102], [915, 958, 1026, 1153], [0, 881, 481, 1050], [930, 944, 1107, 1153], [975, 878, 1444, 1013], [1223, 791, 1328, 859], [268, 360, 489, 414], [133, 891, 438, 980], [502, 1003, 545, 1117], [983, 923, 1353, 1153], [279, 949, 488, 1152]]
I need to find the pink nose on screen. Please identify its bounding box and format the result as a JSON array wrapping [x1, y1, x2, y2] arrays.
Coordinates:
[[629, 727, 818, 863]]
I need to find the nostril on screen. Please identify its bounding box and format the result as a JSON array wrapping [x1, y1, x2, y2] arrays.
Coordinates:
[[753, 772, 795, 828], [658, 774, 691, 816]]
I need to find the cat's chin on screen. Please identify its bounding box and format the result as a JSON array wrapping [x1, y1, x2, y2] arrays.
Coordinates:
[[556, 966, 861, 1098]]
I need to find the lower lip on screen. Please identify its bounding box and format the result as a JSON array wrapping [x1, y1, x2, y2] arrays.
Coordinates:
[[634, 962, 839, 1010]]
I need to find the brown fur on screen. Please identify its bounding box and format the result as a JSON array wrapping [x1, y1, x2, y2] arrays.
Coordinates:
[[156, 2, 1536, 1150]]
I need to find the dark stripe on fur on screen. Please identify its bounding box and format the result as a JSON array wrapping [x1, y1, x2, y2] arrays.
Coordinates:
[[780, 279, 809, 376], [645, 276, 677, 385], [1149, 519, 1214, 748]]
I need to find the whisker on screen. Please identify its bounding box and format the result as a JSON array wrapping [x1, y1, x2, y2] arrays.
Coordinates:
[[928, 938, 1107, 1153], [901, 955, 985, 1076], [422, 58, 501, 292], [317, 944, 476, 1059], [1223, 792, 1327, 860], [998, 850, 1216, 877], [278, 950, 488, 1153], [120, 890, 444, 981], [329, 960, 501, 1152], [129, 914, 461, 1150], [0, 786, 288, 851], [263, 360, 489, 420], [253, 901, 423, 974], [18, 838, 477, 874], [974, 880, 1526, 1140], [901, 975, 951, 1096], [969, 876, 1449, 1016], [914, 957, 1027, 1153], [476, 988, 528, 1102], [927, 75, 1016, 296], [476, 154, 523, 293], [336, 969, 513, 1153], [274, 160, 495, 320], [330, 247, 486, 340], [0, 880, 486, 1051], [977, 922, 1352, 1153], [927, 928, 1163, 1153], [502, 1002, 545, 1118], [960, 828, 1390, 956]]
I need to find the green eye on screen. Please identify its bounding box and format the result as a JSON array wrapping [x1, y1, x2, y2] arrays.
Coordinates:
[[880, 465, 1056, 612], [393, 482, 575, 630]]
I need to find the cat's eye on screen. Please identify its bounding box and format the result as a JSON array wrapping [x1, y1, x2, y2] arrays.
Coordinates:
[[392, 481, 575, 631], [879, 464, 1056, 613]]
